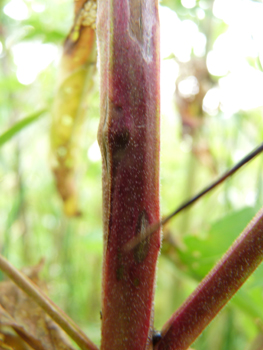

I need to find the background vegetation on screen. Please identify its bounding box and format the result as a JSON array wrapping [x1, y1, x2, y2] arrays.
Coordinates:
[[1, 0, 263, 348]]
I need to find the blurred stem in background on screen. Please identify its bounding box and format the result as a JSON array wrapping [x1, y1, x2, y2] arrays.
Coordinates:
[[50, 0, 97, 217]]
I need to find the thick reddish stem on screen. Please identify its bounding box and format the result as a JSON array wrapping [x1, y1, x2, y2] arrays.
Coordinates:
[[156, 207, 263, 350], [97, 0, 160, 349]]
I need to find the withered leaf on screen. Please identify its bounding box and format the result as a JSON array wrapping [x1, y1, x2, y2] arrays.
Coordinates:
[[51, 0, 97, 217], [0, 261, 76, 350]]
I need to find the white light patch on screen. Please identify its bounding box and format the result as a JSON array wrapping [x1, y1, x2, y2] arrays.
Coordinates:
[[245, 191, 256, 206], [161, 59, 179, 96], [31, 2, 46, 13], [159, 5, 180, 59], [196, 8, 205, 20], [203, 88, 220, 116], [178, 76, 199, 98], [206, 25, 258, 77], [181, 0, 196, 9], [88, 141, 101, 162], [193, 32, 207, 57], [213, 0, 263, 60], [160, 59, 179, 116], [12, 41, 58, 85], [219, 67, 263, 112], [213, 0, 240, 25], [175, 20, 199, 62], [206, 50, 229, 77], [4, 0, 29, 20], [159, 6, 207, 61], [0, 41, 3, 55]]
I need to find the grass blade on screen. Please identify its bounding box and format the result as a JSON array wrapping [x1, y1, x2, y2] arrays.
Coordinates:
[[0, 109, 47, 147]]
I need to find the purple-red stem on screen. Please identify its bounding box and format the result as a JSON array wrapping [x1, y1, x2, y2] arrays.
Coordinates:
[[97, 0, 160, 349], [156, 207, 263, 350]]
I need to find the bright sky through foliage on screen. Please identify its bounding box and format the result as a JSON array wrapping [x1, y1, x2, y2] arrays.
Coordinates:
[[181, 0, 196, 9], [160, 0, 263, 117], [4, 0, 263, 114], [12, 42, 58, 85], [3, 0, 29, 20], [88, 141, 101, 162]]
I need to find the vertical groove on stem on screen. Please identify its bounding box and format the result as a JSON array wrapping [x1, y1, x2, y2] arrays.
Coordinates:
[[97, 0, 160, 349]]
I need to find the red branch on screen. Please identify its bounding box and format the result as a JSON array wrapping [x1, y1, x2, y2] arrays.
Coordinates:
[[156, 207, 263, 350], [97, 0, 160, 349]]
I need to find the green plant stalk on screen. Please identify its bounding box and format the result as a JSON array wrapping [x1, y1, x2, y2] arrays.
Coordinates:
[[97, 0, 160, 349], [155, 207, 263, 350]]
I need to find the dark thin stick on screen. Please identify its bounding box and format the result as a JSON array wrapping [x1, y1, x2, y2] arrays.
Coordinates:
[[124, 142, 263, 252]]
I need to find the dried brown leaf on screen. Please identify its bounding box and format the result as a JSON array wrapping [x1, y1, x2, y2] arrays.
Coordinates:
[[51, 0, 97, 217], [0, 328, 30, 350], [0, 262, 76, 350]]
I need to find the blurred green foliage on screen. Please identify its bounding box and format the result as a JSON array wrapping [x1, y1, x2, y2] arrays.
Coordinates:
[[1, 0, 263, 349]]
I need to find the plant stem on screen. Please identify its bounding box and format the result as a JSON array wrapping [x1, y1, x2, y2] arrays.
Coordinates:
[[0, 255, 98, 350], [51, 0, 97, 217], [155, 207, 263, 350], [97, 0, 160, 348], [124, 142, 263, 251]]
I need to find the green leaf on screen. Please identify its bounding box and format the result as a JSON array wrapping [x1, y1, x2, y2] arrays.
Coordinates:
[[177, 207, 259, 279], [232, 289, 263, 321], [0, 109, 47, 148]]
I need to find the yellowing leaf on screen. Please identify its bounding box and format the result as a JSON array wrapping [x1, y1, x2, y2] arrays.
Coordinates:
[[0, 262, 76, 350], [51, 0, 97, 217]]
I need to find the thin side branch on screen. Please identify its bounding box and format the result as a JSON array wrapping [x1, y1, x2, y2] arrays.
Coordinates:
[[155, 207, 263, 350], [0, 255, 98, 350], [124, 142, 263, 251]]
